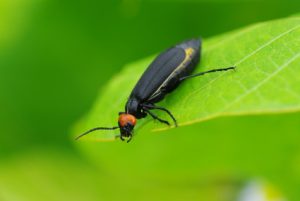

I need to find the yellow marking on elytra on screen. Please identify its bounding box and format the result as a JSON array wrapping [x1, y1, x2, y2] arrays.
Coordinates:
[[185, 48, 194, 57]]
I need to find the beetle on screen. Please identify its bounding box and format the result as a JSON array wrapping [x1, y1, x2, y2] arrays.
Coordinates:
[[76, 38, 235, 142]]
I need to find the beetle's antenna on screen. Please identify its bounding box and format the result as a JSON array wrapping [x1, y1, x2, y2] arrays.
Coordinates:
[[75, 126, 119, 140]]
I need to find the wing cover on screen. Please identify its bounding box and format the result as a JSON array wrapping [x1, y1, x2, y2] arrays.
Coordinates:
[[129, 47, 186, 101]]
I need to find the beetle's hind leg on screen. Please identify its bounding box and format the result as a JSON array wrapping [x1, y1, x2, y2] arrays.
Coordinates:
[[145, 109, 170, 126], [142, 104, 178, 127], [179, 66, 236, 81]]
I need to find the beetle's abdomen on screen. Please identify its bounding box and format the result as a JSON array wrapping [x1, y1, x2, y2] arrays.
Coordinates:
[[128, 38, 201, 104], [130, 47, 186, 101]]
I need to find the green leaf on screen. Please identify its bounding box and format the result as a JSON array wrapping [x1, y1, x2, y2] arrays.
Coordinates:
[[69, 14, 300, 201], [74, 15, 300, 141]]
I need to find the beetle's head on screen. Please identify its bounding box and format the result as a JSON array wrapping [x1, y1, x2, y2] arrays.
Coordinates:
[[118, 113, 137, 142]]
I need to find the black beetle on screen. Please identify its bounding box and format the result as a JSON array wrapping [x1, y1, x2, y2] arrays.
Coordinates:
[[76, 38, 235, 142]]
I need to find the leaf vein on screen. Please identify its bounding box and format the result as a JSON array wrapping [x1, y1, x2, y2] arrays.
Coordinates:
[[180, 24, 300, 109], [223, 52, 300, 111]]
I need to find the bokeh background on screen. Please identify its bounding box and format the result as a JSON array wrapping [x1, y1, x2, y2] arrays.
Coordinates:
[[0, 0, 300, 200]]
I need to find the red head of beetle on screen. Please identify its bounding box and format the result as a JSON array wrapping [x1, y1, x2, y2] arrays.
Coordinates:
[[118, 113, 137, 142]]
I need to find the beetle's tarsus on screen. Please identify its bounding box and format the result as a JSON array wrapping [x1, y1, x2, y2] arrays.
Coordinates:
[[127, 136, 132, 143]]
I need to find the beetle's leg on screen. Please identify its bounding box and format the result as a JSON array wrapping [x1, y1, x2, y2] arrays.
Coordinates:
[[144, 109, 170, 126], [127, 135, 132, 143], [179, 66, 236, 81], [143, 104, 177, 127]]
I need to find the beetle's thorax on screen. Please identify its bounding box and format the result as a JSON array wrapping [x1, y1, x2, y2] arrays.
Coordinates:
[[125, 98, 144, 118]]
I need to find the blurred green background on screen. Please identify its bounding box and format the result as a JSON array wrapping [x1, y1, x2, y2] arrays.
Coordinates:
[[0, 0, 300, 200]]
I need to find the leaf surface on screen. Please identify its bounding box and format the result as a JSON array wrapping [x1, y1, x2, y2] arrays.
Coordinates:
[[74, 16, 300, 141]]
